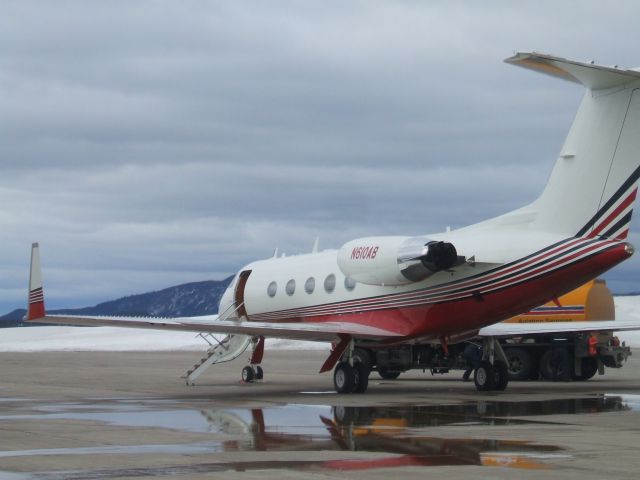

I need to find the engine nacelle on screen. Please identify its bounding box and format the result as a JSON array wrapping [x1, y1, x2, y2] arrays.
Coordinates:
[[337, 236, 460, 286]]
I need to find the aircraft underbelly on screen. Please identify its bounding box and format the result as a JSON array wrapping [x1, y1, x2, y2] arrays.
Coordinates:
[[242, 238, 631, 341]]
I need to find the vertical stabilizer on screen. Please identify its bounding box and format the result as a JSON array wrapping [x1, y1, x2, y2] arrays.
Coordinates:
[[506, 53, 640, 239], [27, 242, 46, 320]]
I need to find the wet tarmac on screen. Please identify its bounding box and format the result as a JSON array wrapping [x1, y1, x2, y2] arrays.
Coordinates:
[[0, 397, 571, 477], [2, 351, 640, 479]]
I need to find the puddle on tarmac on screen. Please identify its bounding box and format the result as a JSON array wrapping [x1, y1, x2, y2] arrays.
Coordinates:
[[1, 394, 638, 477]]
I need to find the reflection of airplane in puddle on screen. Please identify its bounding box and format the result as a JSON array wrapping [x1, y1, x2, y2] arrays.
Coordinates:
[[198, 404, 572, 470], [27, 52, 640, 393]]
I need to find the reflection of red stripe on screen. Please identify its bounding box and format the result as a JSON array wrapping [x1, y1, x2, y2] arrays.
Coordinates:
[[589, 189, 637, 237]]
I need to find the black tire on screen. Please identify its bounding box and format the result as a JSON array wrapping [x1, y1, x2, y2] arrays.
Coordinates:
[[474, 361, 496, 392], [377, 367, 401, 380], [352, 348, 372, 370], [538, 350, 554, 380], [334, 362, 355, 394], [493, 360, 509, 391], [539, 349, 573, 381], [242, 366, 255, 382], [505, 347, 534, 381], [352, 363, 369, 393], [255, 366, 264, 380], [572, 357, 598, 381]]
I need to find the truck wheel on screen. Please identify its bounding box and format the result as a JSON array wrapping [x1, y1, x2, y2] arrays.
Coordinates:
[[539, 350, 573, 380], [505, 348, 534, 381], [493, 361, 509, 391], [474, 361, 496, 391], [572, 357, 598, 381], [377, 367, 401, 380], [539, 350, 554, 380]]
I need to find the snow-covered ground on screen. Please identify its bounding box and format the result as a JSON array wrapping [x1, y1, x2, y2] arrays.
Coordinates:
[[1, 296, 640, 351]]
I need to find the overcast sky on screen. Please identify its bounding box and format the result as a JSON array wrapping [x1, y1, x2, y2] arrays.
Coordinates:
[[2, 1, 640, 312]]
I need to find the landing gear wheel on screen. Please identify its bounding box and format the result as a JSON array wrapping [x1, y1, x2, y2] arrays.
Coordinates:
[[255, 366, 264, 380], [493, 360, 509, 391], [334, 362, 355, 394], [572, 357, 598, 381], [474, 361, 496, 392], [352, 348, 372, 370], [505, 348, 534, 381], [241, 366, 255, 383], [352, 362, 369, 393], [377, 367, 401, 380]]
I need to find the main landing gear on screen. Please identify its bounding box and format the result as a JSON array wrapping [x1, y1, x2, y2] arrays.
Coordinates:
[[474, 337, 509, 392], [333, 347, 371, 394], [241, 336, 265, 384], [334, 361, 369, 393]]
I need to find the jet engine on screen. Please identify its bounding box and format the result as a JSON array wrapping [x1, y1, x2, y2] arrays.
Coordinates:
[[337, 236, 461, 286]]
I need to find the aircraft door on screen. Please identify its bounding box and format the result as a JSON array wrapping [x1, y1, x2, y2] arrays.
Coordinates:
[[234, 270, 252, 319]]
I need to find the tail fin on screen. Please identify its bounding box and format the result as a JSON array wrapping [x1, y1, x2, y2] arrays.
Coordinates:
[[507, 52, 640, 239], [27, 242, 46, 321]]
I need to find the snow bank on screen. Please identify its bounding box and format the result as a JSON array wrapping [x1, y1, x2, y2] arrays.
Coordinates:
[[613, 296, 640, 347], [1, 296, 639, 351]]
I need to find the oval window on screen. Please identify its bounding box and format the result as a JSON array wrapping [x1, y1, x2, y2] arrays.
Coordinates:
[[304, 277, 315, 294], [324, 274, 336, 293], [344, 276, 356, 291], [286, 279, 296, 296], [267, 281, 277, 297]]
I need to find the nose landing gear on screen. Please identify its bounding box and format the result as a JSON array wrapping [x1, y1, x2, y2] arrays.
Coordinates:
[[241, 336, 265, 384]]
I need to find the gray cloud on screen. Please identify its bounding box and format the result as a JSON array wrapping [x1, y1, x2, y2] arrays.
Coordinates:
[[2, 1, 640, 311]]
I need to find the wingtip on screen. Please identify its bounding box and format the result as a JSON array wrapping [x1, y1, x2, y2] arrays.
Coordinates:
[[27, 242, 46, 321]]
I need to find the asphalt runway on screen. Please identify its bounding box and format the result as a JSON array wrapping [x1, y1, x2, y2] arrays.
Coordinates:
[[1, 350, 640, 479]]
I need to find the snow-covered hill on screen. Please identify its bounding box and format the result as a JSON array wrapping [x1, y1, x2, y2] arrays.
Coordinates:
[[1, 296, 639, 352]]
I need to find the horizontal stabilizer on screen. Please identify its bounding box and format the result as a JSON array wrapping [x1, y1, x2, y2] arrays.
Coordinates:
[[505, 52, 640, 90]]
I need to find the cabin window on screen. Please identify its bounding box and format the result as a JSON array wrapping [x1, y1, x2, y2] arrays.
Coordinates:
[[324, 274, 336, 293], [304, 277, 315, 294], [286, 279, 296, 296], [267, 281, 277, 297], [344, 276, 356, 291]]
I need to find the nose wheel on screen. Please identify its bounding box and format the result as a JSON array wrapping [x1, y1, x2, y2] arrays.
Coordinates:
[[241, 336, 265, 383], [241, 365, 264, 383]]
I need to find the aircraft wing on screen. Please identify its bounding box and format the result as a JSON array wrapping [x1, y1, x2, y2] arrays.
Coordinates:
[[30, 314, 403, 342], [478, 320, 640, 338]]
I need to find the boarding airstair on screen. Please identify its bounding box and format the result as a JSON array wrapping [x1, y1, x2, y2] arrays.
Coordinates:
[[183, 302, 251, 385]]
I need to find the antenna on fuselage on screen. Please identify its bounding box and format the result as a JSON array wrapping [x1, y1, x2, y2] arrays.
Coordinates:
[[312, 237, 319, 253], [272, 247, 279, 258]]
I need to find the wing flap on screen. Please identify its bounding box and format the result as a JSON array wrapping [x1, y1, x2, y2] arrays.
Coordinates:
[[32, 314, 403, 342]]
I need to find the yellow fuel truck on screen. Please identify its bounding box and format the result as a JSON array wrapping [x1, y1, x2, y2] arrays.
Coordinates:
[[500, 279, 630, 381], [361, 279, 631, 382]]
